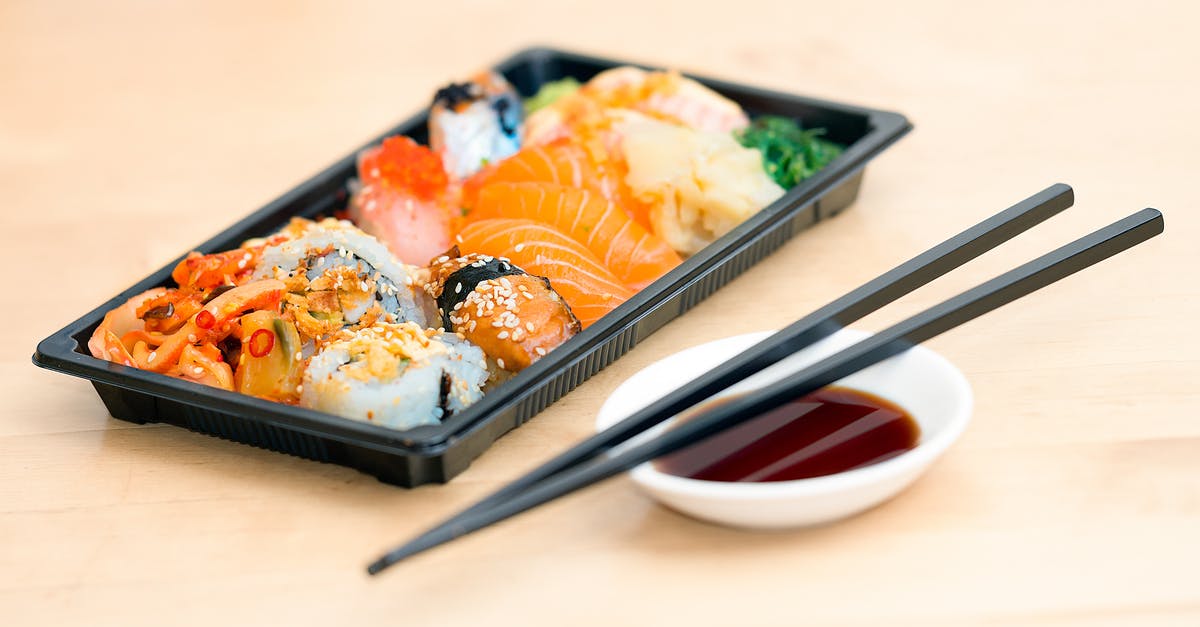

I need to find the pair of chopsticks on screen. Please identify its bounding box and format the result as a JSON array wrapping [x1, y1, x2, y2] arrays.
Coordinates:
[[368, 184, 1163, 574]]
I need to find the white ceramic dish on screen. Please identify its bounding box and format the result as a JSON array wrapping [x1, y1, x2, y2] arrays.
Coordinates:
[[595, 329, 973, 529]]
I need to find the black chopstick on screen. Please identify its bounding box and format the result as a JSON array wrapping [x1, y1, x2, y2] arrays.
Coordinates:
[[369, 207, 1163, 573], [365, 183, 1078, 574]]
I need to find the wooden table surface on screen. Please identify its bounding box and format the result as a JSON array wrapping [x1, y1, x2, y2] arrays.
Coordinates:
[[4, 1, 1198, 625]]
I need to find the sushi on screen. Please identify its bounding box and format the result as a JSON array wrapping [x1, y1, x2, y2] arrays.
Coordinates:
[[424, 251, 579, 372], [348, 136, 455, 265], [252, 217, 436, 342], [469, 182, 682, 290], [87, 63, 845, 435], [429, 71, 523, 180], [523, 67, 749, 146], [455, 218, 634, 328], [300, 322, 489, 429]]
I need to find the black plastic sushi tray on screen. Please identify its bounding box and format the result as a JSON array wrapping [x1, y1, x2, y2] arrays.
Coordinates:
[[33, 47, 911, 487]]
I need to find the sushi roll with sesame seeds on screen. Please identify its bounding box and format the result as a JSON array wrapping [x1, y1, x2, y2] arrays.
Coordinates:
[[300, 322, 488, 429], [424, 249, 579, 373], [252, 218, 437, 344], [429, 71, 523, 180]]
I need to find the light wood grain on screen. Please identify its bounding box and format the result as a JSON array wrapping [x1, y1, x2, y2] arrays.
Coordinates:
[[3, 1, 1198, 625]]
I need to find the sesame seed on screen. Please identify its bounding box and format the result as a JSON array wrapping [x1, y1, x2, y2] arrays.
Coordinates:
[[436, 255, 450, 264], [514, 243, 525, 253], [455, 282, 462, 294], [535, 347, 546, 356], [525, 322, 535, 332], [467, 320, 477, 331], [192, 367, 205, 375], [147, 351, 157, 363], [497, 358, 506, 369], [523, 292, 534, 299], [296, 384, 304, 393], [511, 329, 523, 341], [295, 351, 302, 360], [491, 320, 504, 328], [497, 331, 509, 340], [187, 334, 198, 343]]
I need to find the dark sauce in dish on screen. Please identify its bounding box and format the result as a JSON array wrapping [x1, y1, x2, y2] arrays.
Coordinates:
[[653, 386, 920, 482]]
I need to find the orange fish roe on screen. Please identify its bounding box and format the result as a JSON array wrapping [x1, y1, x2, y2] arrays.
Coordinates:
[[358, 136, 449, 202]]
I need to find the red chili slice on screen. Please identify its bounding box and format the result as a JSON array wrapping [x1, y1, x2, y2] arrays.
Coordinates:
[[247, 328, 275, 358], [195, 309, 216, 330]]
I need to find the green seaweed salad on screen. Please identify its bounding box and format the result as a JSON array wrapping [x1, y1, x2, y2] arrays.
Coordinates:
[[735, 116, 844, 189]]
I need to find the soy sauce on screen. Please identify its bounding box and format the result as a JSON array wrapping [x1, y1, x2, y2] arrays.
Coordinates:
[[654, 387, 920, 482]]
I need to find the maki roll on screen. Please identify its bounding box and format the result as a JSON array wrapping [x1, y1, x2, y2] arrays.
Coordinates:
[[252, 218, 436, 342], [425, 250, 580, 372], [300, 322, 489, 429], [429, 71, 523, 179]]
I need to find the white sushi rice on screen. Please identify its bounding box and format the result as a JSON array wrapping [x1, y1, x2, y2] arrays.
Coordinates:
[[252, 218, 434, 327], [432, 100, 521, 179], [300, 322, 488, 429]]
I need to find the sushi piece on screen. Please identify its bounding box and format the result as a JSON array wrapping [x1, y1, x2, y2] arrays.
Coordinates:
[[300, 322, 489, 429], [462, 137, 658, 231], [425, 251, 579, 372], [461, 139, 623, 209], [252, 218, 436, 342], [455, 218, 634, 328], [617, 115, 785, 255], [429, 71, 523, 180], [470, 182, 682, 290], [349, 135, 455, 265], [523, 67, 749, 146], [586, 67, 749, 133]]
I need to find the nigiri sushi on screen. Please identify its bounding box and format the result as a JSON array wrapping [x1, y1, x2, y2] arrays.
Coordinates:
[[455, 218, 634, 328], [523, 67, 749, 146], [461, 139, 622, 209], [430, 71, 523, 179], [470, 182, 682, 290], [349, 136, 455, 265], [425, 251, 579, 372]]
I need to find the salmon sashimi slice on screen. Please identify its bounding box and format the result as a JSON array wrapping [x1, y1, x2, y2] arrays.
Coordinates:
[[462, 138, 657, 233], [456, 218, 634, 328], [462, 139, 623, 209], [472, 182, 682, 291]]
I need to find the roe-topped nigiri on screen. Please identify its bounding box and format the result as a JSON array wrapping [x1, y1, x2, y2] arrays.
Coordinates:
[[471, 182, 682, 290], [349, 136, 455, 265], [455, 218, 633, 328]]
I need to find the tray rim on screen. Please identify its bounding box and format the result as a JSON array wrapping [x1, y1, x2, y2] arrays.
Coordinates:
[[32, 45, 912, 457]]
